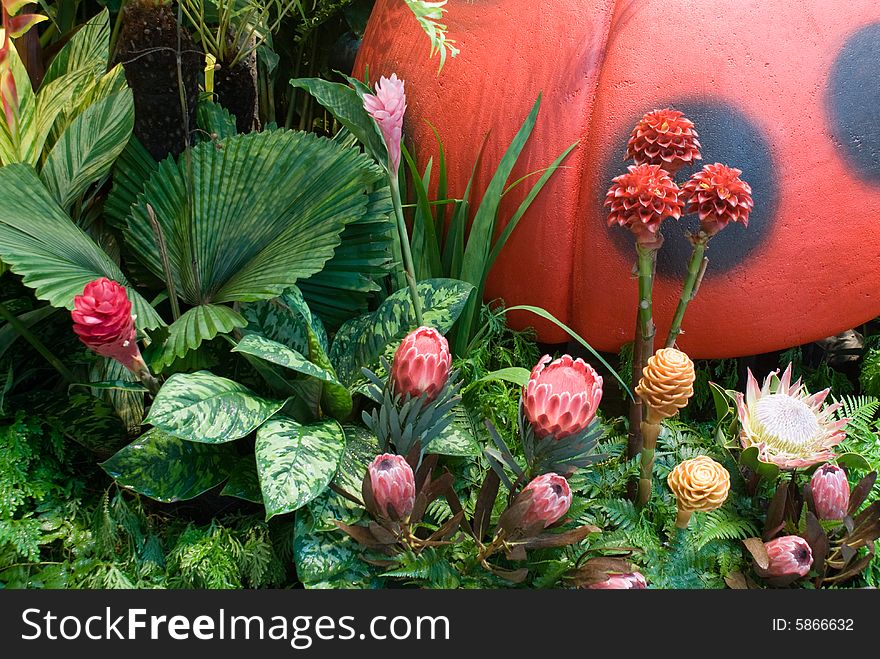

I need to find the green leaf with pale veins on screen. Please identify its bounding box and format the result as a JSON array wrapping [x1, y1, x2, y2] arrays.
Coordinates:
[[145, 371, 285, 443], [256, 416, 347, 520], [232, 333, 340, 383], [151, 304, 247, 371], [221, 455, 263, 504], [329, 278, 474, 386], [101, 428, 236, 503]]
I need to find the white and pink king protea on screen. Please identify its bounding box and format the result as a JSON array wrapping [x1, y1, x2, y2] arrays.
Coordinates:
[[734, 364, 848, 469], [519, 473, 573, 529], [390, 326, 451, 403], [368, 453, 416, 519], [523, 355, 603, 439]]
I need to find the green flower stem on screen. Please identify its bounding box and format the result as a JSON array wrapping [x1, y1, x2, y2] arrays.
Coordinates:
[[665, 234, 708, 349], [627, 244, 658, 492], [389, 173, 424, 327], [0, 301, 76, 383], [637, 419, 662, 507]]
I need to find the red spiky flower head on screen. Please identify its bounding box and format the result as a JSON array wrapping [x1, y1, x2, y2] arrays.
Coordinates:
[[605, 164, 684, 248], [682, 163, 753, 237], [71, 277, 143, 372], [626, 108, 701, 174]]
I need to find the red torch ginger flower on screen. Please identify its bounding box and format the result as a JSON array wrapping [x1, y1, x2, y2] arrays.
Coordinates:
[[586, 572, 648, 589], [810, 464, 850, 521], [735, 364, 848, 469], [605, 164, 684, 248], [71, 277, 144, 372], [519, 473, 572, 529], [368, 453, 416, 519], [625, 108, 701, 174], [681, 163, 753, 237], [758, 535, 813, 578], [390, 326, 451, 402], [363, 73, 406, 174], [523, 354, 603, 439]]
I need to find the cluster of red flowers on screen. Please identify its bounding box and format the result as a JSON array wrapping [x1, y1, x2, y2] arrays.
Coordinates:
[[605, 108, 753, 246]]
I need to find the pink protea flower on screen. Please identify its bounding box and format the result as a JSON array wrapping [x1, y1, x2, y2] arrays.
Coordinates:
[[519, 473, 573, 529], [523, 354, 603, 439], [758, 535, 813, 578], [734, 364, 848, 469], [586, 572, 648, 589], [390, 326, 451, 402], [605, 164, 684, 248], [625, 108, 701, 174], [810, 464, 850, 520], [71, 278, 144, 372], [363, 73, 406, 174], [368, 453, 416, 519], [681, 163, 753, 237]]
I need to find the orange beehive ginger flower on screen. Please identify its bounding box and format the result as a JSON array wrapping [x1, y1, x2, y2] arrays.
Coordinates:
[[625, 108, 702, 174], [635, 348, 695, 423], [667, 455, 731, 514]]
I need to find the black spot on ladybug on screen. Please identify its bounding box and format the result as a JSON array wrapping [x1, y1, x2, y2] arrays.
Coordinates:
[[604, 100, 778, 278], [828, 22, 880, 184]]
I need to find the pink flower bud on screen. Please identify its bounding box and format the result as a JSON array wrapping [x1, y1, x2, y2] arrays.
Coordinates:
[[760, 535, 813, 578], [523, 355, 603, 438], [390, 326, 451, 402], [368, 453, 416, 519], [520, 473, 572, 529], [363, 73, 406, 174], [71, 278, 143, 372], [810, 464, 850, 520], [586, 572, 648, 589]]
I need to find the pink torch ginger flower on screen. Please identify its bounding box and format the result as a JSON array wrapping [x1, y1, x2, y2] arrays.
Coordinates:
[[71, 278, 144, 372], [523, 354, 603, 439], [734, 364, 847, 469], [759, 535, 813, 578], [519, 473, 573, 529], [586, 572, 648, 589], [390, 326, 451, 403], [625, 108, 701, 174], [363, 73, 406, 174], [681, 163, 753, 237], [810, 464, 850, 521], [368, 453, 416, 519]]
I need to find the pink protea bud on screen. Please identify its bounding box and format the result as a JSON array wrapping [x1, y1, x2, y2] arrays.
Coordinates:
[[71, 278, 144, 372], [519, 473, 573, 529], [390, 326, 451, 402], [523, 354, 603, 439], [759, 535, 813, 578], [586, 572, 648, 589], [368, 453, 416, 519], [811, 464, 850, 521], [363, 73, 406, 174]]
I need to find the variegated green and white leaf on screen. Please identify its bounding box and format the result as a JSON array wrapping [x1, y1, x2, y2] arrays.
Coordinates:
[[239, 286, 327, 356], [101, 428, 236, 503], [232, 333, 337, 383], [151, 304, 247, 371], [256, 416, 347, 520], [41, 9, 110, 87], [429, 406, 484, 457], [40, 88, 134, 210], [0, 165, 163, 330], [221, 455, 263, 504], [145, 370, 284, 443], [336, 425, 380, 494], [330, 278, 474, 385]]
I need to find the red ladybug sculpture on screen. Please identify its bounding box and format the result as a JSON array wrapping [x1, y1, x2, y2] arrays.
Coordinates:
[[355, 0, 880, 358]]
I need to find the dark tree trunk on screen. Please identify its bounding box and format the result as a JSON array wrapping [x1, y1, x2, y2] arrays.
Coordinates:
[[114, 3, 202, 160], [214, 49, 259, 134]]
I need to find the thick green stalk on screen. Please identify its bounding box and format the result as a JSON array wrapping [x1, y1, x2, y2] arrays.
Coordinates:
[[665, 235, 708, 348], [0, 301, 76, 383], [389, 174, 424, 326], [626, 244, 658, 494]]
